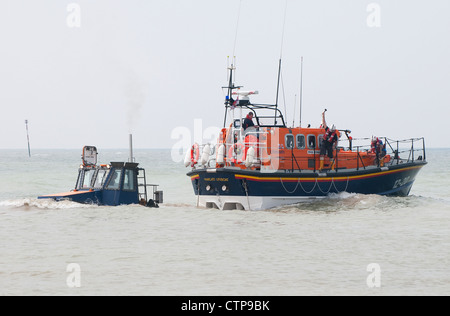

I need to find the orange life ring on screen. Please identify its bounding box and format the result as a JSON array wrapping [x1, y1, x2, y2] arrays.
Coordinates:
[[190, 143, 200, 166], [228, 142, 245, 164]]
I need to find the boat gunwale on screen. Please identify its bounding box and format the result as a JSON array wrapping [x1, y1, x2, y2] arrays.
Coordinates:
[[187, 160, 427, 180]]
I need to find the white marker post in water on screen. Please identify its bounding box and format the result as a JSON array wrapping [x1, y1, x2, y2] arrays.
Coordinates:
[[25, 119, 31, 157]]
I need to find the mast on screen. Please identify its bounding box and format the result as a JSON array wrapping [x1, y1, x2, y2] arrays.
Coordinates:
[[223, 61, 234, 128], [222, 59, 242, 128]]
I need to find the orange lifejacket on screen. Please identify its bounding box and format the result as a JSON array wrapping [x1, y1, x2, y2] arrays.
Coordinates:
[[323, 128, 337, 144], [190, 143, 200, 166]]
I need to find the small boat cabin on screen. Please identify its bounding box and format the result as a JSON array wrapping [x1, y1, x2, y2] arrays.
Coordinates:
[[39, 146, 163, 207]]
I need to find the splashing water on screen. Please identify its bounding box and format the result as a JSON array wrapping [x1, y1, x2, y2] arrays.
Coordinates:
[[0, 198, 95, 210]]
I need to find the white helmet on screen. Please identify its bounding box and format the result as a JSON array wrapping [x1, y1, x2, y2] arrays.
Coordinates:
[[331, 124, 336, 131]]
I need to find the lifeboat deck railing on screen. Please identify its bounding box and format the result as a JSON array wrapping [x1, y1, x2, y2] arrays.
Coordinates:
[[384, 137, 426, 164]]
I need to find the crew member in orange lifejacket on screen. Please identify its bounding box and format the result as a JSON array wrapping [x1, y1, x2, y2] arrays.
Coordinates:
[[243, 112, 258, 131], [371, 136, 386, 166], [319, 110, 338, 171]]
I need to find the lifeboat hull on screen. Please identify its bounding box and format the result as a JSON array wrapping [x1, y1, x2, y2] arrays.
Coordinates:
[[187, 161, 427, 211]]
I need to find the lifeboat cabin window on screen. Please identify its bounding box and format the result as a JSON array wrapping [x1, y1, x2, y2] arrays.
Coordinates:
[[75, 171, 82, 190], [318, 135, 324, 148], [307, 135, 316, 149], [123, 169, 135, 191], [106, 169, 122, 190], [93, 169, 108, 189], [296, 134, 305, 149], [285, 134, 294, 149], [82, 169, 95, 189]]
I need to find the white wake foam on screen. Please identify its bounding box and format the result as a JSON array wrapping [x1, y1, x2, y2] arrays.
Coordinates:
[[0, 198, 94, 210]]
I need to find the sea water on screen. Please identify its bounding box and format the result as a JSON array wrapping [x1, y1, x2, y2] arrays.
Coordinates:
[[0, 148, 449, 296]]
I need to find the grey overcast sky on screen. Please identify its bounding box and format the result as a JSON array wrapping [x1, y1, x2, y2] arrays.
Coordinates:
[[0, 0, 449, 149]]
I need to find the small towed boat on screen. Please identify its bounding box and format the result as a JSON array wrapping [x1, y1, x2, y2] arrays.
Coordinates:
[[185, 64, 427, 211], [38, 141, 163, 207]]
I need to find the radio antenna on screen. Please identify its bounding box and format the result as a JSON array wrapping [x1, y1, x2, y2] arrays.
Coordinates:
[[275, 0, 288, 125], [299, 56, 304, 127], [275, 58, 282, 125], [279, 0, 288, 59], [293, 94, 297, 127], [232, 0, 243, 58]]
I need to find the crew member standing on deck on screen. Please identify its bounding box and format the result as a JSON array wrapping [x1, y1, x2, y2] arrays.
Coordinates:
[[319, 110, 338, 171], [243, 112, 258, 131], [371, 137, 387, 167]]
